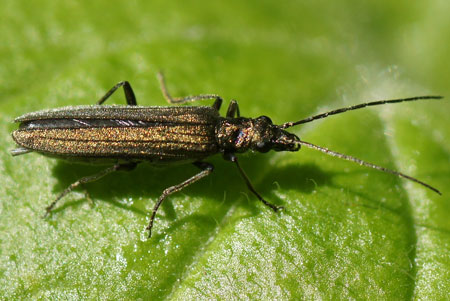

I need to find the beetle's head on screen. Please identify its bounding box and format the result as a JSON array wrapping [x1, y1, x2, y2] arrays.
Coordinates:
[[217, 116, 301, 153], [250, 116, 301, 153]]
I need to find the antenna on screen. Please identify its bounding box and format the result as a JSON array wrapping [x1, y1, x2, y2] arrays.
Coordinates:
[[281, 96, 443, 129], [295, 140, 441, 195]]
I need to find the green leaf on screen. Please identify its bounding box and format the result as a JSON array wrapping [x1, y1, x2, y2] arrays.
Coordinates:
[[1, 1, 449, 299]]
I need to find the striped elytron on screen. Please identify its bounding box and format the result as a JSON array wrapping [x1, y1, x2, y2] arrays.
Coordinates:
[[11, 73, 443, 237]]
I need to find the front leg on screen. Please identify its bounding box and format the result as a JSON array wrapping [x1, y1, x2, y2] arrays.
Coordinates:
[[147, 161, 214, 238], [223, 152, 282, 212], [226, 100, 240, 118]]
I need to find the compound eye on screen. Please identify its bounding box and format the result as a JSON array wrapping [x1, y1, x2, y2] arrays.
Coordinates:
[[258, 116, 272, 124]]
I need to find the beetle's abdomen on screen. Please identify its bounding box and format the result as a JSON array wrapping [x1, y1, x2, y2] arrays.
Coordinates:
[[12, 106, 220, 163]]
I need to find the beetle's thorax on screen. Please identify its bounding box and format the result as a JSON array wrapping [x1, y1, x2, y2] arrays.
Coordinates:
[[215, 116, 301, 153]]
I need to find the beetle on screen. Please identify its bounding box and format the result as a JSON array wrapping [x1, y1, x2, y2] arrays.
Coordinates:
[[11, 72, 442, 237]]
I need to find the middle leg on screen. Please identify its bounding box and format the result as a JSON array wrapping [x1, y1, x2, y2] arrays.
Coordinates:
[[157, 72, 222, 110], [97, 81, 137, 105], [146, 161, 214, 238]]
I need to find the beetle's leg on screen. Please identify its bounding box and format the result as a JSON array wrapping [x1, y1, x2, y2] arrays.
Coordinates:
[[157, 72, 223, 110], [224, 152, 283, 212], [211, 97, 222, 111], [147, 161, 214, 238], [44, 162, 138, 217], [226, 100, 240, 118], [97, 81, 137, 106]]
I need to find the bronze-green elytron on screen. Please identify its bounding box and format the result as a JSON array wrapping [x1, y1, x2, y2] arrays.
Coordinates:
[[11, 73, 443, 237]]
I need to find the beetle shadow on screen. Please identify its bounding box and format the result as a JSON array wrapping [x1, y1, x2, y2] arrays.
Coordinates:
[[48, 152, 407, 235], [49, 155, 255, 219]]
